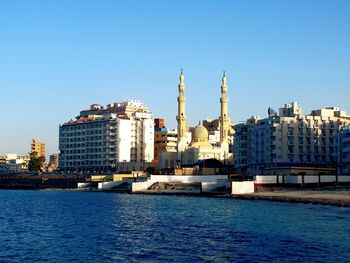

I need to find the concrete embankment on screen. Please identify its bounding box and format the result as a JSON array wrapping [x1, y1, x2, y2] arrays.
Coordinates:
[[231, 188, 350, 207], [0, 174, 87, 190], [131, 183, 350, 207]]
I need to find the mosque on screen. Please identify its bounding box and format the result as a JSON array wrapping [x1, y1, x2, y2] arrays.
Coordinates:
[[159, 71, 233, 169]]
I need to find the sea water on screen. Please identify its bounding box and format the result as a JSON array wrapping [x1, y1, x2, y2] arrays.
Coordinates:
[[0, 190, 349, 262]]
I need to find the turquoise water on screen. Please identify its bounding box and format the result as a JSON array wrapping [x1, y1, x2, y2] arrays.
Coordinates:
[[0, 190, 349, 262]]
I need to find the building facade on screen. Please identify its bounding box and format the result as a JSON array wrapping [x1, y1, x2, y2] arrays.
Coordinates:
[[234, 102, 350, 175], [47, 154, 59, 172], [59, 100, 154, 172], [337, 125, 350, 175], [202, 119, 234, 151], [154, 118, 177, 163], [31, 139, 45, 158], [0, 153, 30, 173]]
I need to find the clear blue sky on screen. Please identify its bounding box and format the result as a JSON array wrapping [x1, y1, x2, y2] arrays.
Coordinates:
[[1, 0, 350, 157]]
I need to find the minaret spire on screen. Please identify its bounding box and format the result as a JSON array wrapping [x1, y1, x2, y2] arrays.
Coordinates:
[[219, 71, 230, 154], [177, 70, 188, 158]]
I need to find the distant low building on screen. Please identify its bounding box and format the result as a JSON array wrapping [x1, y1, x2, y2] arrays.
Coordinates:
[[47, 154, 59, 172], [0, 153, 30, 173]]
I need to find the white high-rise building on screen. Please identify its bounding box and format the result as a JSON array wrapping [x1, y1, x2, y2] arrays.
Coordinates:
[[59, 100, 154, 172]]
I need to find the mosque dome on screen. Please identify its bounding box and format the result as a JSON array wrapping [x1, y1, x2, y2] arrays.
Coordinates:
[[190, 125, 212, 148], [192, 125, 208, 140]]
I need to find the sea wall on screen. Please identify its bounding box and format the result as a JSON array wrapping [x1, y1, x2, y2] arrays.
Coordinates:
[[132, 175, 228, 192], [254, 175, 350, 185], [98, 180, 129, 190], [77, 182, 93, 189], [232, 181, 255, 194], [202, 180, 230, 193]]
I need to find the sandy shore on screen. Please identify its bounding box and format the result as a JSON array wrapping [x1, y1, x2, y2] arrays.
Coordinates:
[[233, 188, 350, 207]]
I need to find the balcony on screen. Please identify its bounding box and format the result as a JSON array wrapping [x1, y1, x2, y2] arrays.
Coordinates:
[[342, 155, 350, 162]]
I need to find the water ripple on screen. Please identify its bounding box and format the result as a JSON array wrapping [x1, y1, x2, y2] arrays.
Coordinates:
[[0, 190, 349, 262]]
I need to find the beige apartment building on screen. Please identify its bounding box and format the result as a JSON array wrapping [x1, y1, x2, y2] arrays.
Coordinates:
[[234, 102, 350, 175], [154, 118, 177, 162], [31, 139, 45, 157]]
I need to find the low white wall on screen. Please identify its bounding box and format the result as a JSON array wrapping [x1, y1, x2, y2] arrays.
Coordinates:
[[286, 175, 338, 184], [320, 176, 338, 183], [98, 181, 125, 190], [255, 175, 350, 185], [255, 176, 281, 184], [77, 182, 92, 189], [232, 181, 255, 194], [132, 180, 154, 192], [150, 175, 228, 183], [202, 181, 229, 193], [131, 175, 228, 192], [338, 176, 350, 182]]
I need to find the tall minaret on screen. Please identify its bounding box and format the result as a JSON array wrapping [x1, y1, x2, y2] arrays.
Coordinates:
[[219, 72, 230, 153], [177, 70, 188, 156]]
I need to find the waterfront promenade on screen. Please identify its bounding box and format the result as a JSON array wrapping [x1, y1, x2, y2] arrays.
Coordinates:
[[2, 173, 350, 207]]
